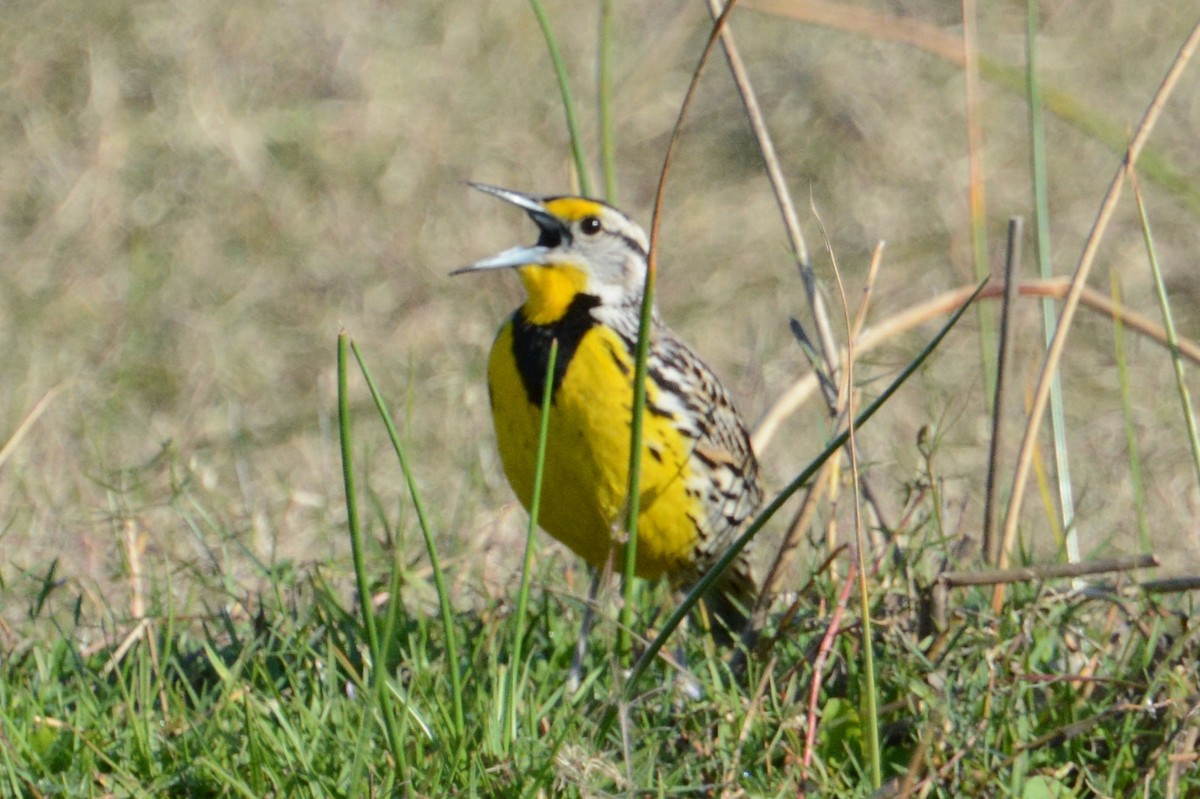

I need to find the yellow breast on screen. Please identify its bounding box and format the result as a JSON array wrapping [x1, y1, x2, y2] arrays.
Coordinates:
[[487, 318, 702, 580]]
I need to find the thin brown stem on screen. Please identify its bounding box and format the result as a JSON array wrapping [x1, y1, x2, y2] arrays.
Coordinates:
[[753, 278, 1200, 455], [983, 219, 1023, 564]]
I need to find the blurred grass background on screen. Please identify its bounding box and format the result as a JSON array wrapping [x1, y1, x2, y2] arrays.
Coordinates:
[[2, 0, 1199, 628]]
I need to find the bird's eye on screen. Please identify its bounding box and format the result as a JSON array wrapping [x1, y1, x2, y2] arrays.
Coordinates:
[[580, 216, 602, 235]]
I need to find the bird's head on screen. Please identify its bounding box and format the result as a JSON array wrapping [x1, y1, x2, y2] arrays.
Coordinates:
[[453, 183, 650, 325]]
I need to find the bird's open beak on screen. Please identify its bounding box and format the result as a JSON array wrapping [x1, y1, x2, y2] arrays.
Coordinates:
[[451, 182, 564, 275]]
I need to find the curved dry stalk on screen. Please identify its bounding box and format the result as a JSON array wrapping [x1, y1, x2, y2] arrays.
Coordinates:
[[0, 385, 63, 472], [743, 0, 965, 63], [752, 278, 1200, 455]]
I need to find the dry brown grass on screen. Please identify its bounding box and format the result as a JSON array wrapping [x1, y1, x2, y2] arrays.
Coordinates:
[[3, 0, 1199, 628]]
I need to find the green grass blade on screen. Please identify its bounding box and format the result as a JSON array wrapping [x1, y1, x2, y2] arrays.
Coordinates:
[[506, 338, 557, 747], [836, 311, 882, 788], [1131, 175, 1200, 490], [528, 0, 592, 195], [348, 338, 466, 746], [620, 243, 652, 669], [854, 557, 881, 787], [1109, 273, 1152, 554], [1027, 0, 1080, 568], [336, 332, 406, 774]]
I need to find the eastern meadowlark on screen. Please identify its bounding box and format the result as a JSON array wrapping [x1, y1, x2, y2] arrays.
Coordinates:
[[455, 183, 762, 653]]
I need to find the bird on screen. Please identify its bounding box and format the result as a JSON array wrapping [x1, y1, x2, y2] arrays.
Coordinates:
[[454, 182, 762, 672]]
